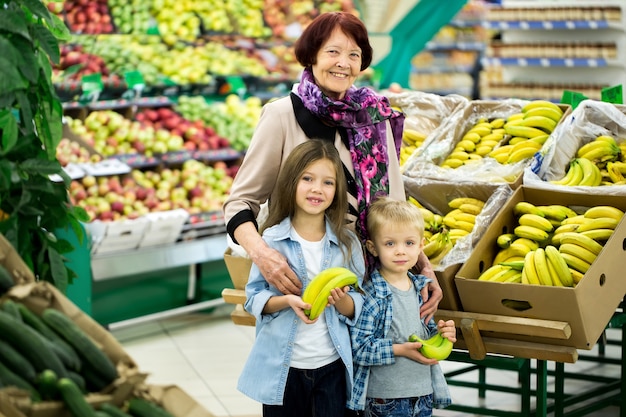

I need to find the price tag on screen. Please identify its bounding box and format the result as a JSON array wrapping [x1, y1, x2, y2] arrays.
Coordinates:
[[226, 76, 246, 96], [123, 70, 145, 100], [80, 73, 103, 103], [601, 85, 623, 104], [561, 90, 588, 109]]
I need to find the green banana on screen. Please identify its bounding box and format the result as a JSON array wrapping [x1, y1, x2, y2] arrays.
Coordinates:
[[496, 233, 516, 249], [408, 333, 453, 360], [306, 270, 358, 319]]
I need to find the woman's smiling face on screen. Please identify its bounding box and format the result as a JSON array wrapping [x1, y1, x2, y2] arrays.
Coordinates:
[[311, 27, 362, 100]]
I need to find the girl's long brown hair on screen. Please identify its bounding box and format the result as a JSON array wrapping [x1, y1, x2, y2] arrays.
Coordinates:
[[261, 139, 354, 261]]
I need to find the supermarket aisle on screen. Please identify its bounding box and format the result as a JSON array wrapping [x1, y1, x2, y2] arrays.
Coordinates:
[[111, 304, 622, 417]]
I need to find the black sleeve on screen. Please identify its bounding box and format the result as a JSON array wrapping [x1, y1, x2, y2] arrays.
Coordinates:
[[226, 209, 258, 245]]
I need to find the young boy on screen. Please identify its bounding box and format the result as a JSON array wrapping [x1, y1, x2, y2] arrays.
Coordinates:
[[348, 197, 456, 416]]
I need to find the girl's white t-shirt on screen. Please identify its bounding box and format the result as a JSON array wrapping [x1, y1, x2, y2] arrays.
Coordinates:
[[289, 229, 340, 369]]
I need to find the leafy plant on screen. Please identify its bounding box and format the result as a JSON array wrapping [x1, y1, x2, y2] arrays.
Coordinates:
[[0, 0, 89, 291]]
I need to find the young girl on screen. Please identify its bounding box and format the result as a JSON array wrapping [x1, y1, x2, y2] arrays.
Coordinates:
[[237, 139, 366, 417], [348, 197, 456, 417]]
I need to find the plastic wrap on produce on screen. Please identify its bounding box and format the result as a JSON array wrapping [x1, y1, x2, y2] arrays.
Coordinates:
[[403, 98, 543, 185], [403, 176, 513, 271], [524, 100, 626, 196]]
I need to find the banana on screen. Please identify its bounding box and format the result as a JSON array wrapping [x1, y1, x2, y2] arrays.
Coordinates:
[[532, 248, 553, 286], [537, 205, 571, 222], [478, 264, 508, 281], [419, 208, 435, 224], [462, 131, 482, 143], [595, 135, 617, 145], [558, 232, 604, 256], [558, 243, 598, 265], [492, 268, 523, 283], [518, 213, 554, 232], [498, 260, 525, 271], [408, 333, 453, 360], [575, 217, 619, 232], [546, 257, 564, 286], [583, 206, 624, 222], [458, 203, 483, 215], [407, 196, 423, 208], [467, 125, 492, 137], [508, 136, 530, 146], [504, 124, 550, 139], [496, 233, 516, 249], [556, 159, 584, 186], [561, 214, 588, 225], [423, 234, 446, 258], [451, 212, 477, 224], [507, 112, 525, 121], [441, 158, 464, 169], [306, 270, 359, 319], [506, 143, 542, 164], [457, 139, 477, 152], [454, 220, 476, 233], [302, 267, 353, 307], [403, 129, 427, 143], [544, 245, 574, 287], [576, 157, 602, 186], [523, 250, 540, 285], [580, 228, 614, 242], [522, 106, 564, 123], [489, 118, 505, 129], [522, 100, 564, 116], [448, 197, 485, 210], [514, 225, 549, 242], [606, 162, 625, 183], [492, 243, 532, 265], [569, 268, 585, 285], [519, 115, 557, 133], [559, 251, 591, 275], [552, 223, 580, 235], [449, 151, 470, 161], [511, 238, 540, 252], [577, 141, 620, 162], [513, 201, 545, 217], [449, 229, 470, 244]]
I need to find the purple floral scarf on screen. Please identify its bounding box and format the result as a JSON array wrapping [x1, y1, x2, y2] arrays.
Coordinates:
[[297, 67, 405, 243]]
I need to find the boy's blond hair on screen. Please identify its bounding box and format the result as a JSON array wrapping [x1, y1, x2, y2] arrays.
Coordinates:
[[366, 196, 425, 241]]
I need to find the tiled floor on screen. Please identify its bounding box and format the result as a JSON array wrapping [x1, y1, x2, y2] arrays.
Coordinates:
[[111, 303, 623, 417]]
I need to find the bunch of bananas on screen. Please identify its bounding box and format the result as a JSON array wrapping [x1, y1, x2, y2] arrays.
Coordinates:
[[488, 100, 563, 164], [551, 135, 626, 186], [400, 129, 428, 166], [440, 117, 506, 169], [410, 196, 486, 266], [482, 202, 624, 286], [301, 267, 358, 320], [408, 332, 453, 360]]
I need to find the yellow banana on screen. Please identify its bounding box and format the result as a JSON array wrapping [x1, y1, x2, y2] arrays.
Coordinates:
[[544, 245, 574, 287], [569, 268, 585, 285], [577, 141, 620, 162], [448, 197, 485, 210], [561, 214, 588, 225], [606, 162, 625, 183], [583, 205, 624, 222], [576, 157, 602, 186], [462, 131, 482, 143], [580, 228, 614, 241], [496, 233, 516, 249], [522, 106, 564, 123], [498, 260, 525, 271], [558, 243, 598, 265], [306, 269, 359, 319], [403, 129, 427, 143], [423, 234, 446, 258], [537, 205, 571, 222], [533, 248, 553, 286], [523, 250, 540, 285], [457, 139, 477, 152], [480, 132, 505, 143], [551, 159, 584, 186], [408, 333, 453, 360], [513, 201, 545, 217], [489, 118, 505, 129], [575, 217, 619, 232], [407, 196, 423, 208], [546, 258, 564, 286], [458, 203, 483, 215], [454, 220, 476, 233], [450, 211, 477, 225], [559, 232, 604, 256], [504, 124, 549, 139], [514, 225, 549, 242], [492, 244, 531, 265], [518, 213, 554, 232], [522, 100, 564, 116], [302, 267, 352, 306], [419, 208, 435, 224], [508, 136, 530, 146], [519, 115, 557, 133], [467, 125, 492, 137], [441, 158, 464, 169], [507, 112, 525, 121], [506, 144, 542, 164], [492, 268, 523, 283], [559, 251, 591, 275], [511, 238, 540, 252], [449, 151, 470, 161], [552, 222, 580, 235]]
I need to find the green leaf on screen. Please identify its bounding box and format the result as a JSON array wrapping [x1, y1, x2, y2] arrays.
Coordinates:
[[21, 0, 53, 26], [46, 13, 71, 43], [71, 206, 90, 223], [0, 8, 30, 40], [48, 246, 68, 292], [50, 238, 74, 254], [0, 39, 28, 95], [0, 110, 19, 154], [15, 91, 34, 136], [20, 158, 63, 175], [31, 25, 60, 65], [13, 36, 39, 84]]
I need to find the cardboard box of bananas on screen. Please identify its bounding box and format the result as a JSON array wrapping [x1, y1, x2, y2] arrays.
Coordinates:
[[403, 99, 571, 187], [455, 186, 626, 349], [403, 177, 513, 311], [526, 100, 626, 193]]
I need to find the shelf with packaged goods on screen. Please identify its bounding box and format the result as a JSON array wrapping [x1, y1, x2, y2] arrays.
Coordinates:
[[479, 1, 626, 102]]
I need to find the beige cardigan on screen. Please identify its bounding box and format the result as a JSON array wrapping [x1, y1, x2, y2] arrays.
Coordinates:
[[223, 95, 406, 233]]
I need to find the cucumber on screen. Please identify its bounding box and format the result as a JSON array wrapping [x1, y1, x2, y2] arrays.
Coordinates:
[[1, 299, 22, 322], [57, 377, 97, 417], [0, 264, 14, 294], [81, 361, 112, 392], [128, 397, 175, 417], [0, 361, 40, 401], [0, 340, 37, 383], [96, 412, 113, 417], [41, 308, 118, 384], [99, 402, 134, 417], [36, 369, 58, 401], [17, 302, 82, 371], [66, 370, 87, 394], [0, 310, 68, 378]]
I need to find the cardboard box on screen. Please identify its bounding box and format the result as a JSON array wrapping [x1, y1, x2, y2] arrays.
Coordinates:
[[137, 209, 189, 248], [135, 384, 216, 417], [455, 186, 626, 349], [86, 217, 150, 255], [0, 234, 35, 286], [403, 177, 514, 311], [223, 247, 252, 290]]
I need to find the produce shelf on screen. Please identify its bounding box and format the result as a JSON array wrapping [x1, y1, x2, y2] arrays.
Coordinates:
[[483, 20, 620, 31], [481, 57, 619, 67]]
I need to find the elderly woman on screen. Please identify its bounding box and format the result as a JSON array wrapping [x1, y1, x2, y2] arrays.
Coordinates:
[[223, 11, 442, 321]]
